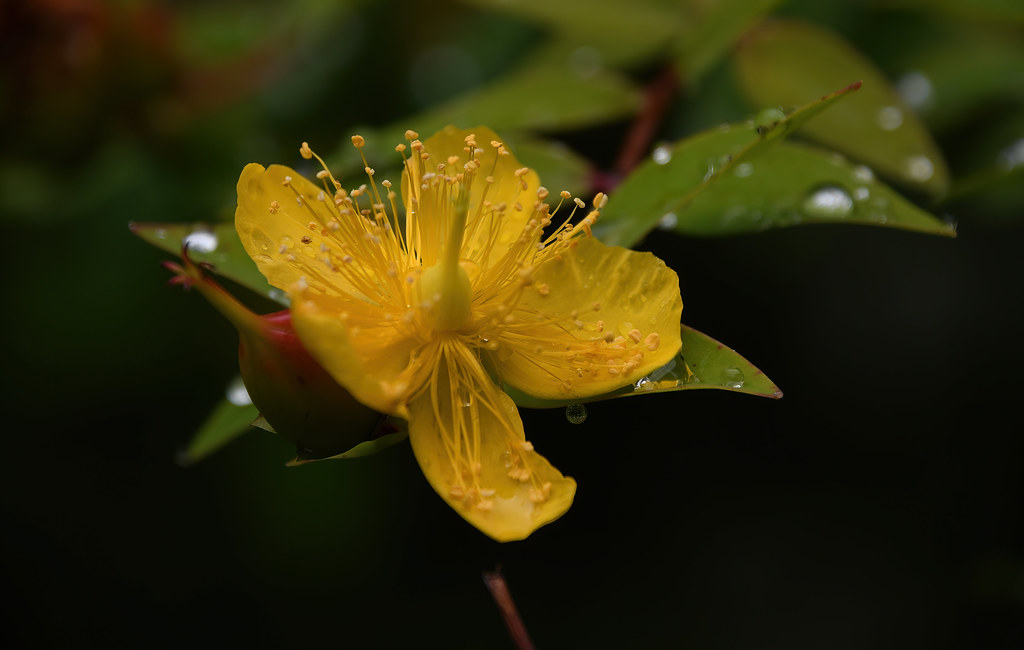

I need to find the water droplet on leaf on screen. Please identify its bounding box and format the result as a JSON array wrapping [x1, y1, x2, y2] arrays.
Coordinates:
[[225, 376, 252, 406], [658, 212, 678, 230], [802, 185, 854, 218], [903, 155, 934, 182], [754, 107, 786, 135], [184, 230, 218, 253], [876, 106, 904, 131], [652, 146, 672, 165], [734, 162, 753, 178], [722, 367, 744, 388]]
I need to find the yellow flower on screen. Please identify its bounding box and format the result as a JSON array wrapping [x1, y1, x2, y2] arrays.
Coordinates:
[[235, 126, 683, 541]]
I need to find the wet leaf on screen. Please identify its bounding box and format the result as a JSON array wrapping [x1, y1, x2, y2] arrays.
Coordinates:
[[506, 325, 781, 409], [674, 140, 956, 236], [130, 221, 284, 305], [287, 430, 409, 466], [732, 18, 950, 196], [594, 83, 862, 247], [179, 398, 259, 466]]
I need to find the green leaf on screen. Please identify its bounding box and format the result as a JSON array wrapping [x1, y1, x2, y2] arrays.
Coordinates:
[[732, 18, 950, 196], [130, 221, 286, 305], [458, 0, 683, 66], [179, 398, 259, 466], [673, 140, 956, 237], [329, 61, 642, 173], [594, 82, 862, 247], [287, 429, 409, 466], [673, 0, 784, 86], [506, 325, 781, 409]]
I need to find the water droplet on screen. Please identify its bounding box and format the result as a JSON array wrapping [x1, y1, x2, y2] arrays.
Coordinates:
[[634, 377, 654, 391], [652, 146, 672, 165], [754, 107, 786, 135], [722, 367, 744, 389], [733, 162, 753, 178], [876, 106, 904, 131], [896, 71, 934, 110], [267, 288, 290, 305], [853, 186, 870, 201], [658, 212, 678, 230], [154, 228, 168, 240], [802, 185, 854, 218], [997, 138, 1024, 171], [184, 230, 218, 253], [565, 403, 587, 424], [225, 376, 252, 406], [853, 165, 874, 183], [903, 155, 934, 182]]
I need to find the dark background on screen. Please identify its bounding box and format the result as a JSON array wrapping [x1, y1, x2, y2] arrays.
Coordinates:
[[2, 0, 1022, 647]]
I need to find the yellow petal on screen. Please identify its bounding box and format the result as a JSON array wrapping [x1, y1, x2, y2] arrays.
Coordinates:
[[407, 338, 576, 541], [496, 236, 683, 399], [290, 289, 424, 417], [406, 126, 542, 267], [235, 163, 361, 298]]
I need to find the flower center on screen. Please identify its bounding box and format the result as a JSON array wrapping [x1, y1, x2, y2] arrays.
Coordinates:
[[419, 261, 473, 331]]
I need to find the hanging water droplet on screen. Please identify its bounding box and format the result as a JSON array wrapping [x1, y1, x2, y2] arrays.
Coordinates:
[[225, 376, 252, 406], [733, 162, 753, 178], [802, 185, 854, 218], [875, 106, 904, 131], [457, 386, 473, 407], [722, 367, 745, 388], [634, 376, 653, 391], [658, 212, 678, 230], [652, 146, 672, 165], [903, 155, 934, 182], [184, 230, 218, 253], [565, 403, 587, 424]]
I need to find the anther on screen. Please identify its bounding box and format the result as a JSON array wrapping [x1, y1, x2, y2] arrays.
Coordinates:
[[405, 130, 419, 140], [574, 197, 585, 208], [593, 192, 608, 208], [560, 190, 571, 199], [536, 283, 550, 296], [351, 135, 365, 148], [628, 328, 642, 343], [644, 332, 661, 351], [269, 200, 280, 214], [316, 170, 330, 179], [300, 142, 313, 159]]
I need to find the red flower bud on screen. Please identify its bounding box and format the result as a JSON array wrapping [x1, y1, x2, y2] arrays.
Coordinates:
[[167, 254, 382, 457]]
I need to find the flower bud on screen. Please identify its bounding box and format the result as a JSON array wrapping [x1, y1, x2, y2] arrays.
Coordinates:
[[167, 254, 382, 457]]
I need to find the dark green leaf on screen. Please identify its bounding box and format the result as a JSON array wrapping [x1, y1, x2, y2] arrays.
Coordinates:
[[287, 430, 409, 466], [594, 82, 862, 247], [179, 398, 259, 466], [130, 221, 285, 305], [506, 325, 781, 408], [673, 140, 956, 236], [732, 18, 950, 196], [673, 0, 784, 86]]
